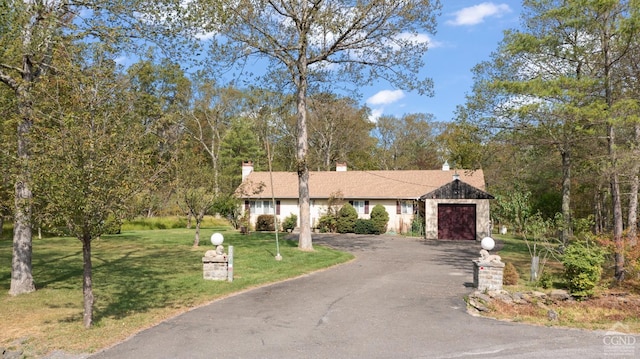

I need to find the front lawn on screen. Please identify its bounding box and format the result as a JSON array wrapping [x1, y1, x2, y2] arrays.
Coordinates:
[[0, 224, 353, 357]]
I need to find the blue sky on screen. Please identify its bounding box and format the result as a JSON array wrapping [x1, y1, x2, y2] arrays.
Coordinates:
[[363, 1, 522, 122]]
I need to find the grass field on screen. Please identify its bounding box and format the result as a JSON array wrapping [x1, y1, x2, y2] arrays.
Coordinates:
[[0, 219, 353, 357]]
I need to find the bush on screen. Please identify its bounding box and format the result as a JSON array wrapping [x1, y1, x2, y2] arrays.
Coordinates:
[[503, 262, 519, 285], [538, 271, 554, 289], [411, 214, 424, 235], [255, 214, 276, 231], [337, 203, 358, 233], [318, 214, 337, 233], [562, 242, 605, 298], [370, 204, 389, 234], [282, 214, 297, 232], [354, 219, 379, 234]]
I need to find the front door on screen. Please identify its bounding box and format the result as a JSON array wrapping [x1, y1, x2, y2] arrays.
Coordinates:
[[437, 203, 476, 240]]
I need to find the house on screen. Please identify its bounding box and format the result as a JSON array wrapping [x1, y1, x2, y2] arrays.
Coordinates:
[[236, 161, 494, 240]]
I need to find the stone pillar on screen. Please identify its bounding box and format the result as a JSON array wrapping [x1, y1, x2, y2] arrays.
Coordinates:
[[203, 247, 228, 281], [473, 260, 505, 291]]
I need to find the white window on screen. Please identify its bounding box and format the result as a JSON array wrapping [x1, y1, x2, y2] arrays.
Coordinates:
[[250, 200, 274, 215], [352, 200, 365, 214], [400, 201, 414, 214]]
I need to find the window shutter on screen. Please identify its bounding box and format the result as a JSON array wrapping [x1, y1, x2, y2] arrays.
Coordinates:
[[349, 201, 353, 206], [245, 200, 250, 212], [396, 200, 401, 215], [276, 200, 281, 215], [364, 201, 369, 214]]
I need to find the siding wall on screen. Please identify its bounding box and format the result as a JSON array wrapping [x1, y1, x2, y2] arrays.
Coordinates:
[[245, 199, 415, 233]]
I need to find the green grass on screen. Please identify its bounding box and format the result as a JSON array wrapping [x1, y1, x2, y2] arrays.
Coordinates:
[[493, 233, 564, 285], [0, 223, 353, 357]]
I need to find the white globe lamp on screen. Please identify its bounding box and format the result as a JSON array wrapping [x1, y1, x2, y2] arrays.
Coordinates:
[[481, 236, 495, 251], [211, 233, 224, 246]]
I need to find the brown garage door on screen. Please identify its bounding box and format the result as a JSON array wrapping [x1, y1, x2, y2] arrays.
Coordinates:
[[438, 204, 476, 240]]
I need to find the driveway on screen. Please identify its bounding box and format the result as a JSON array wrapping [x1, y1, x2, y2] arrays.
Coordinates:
[[90, 235, 628, 359]]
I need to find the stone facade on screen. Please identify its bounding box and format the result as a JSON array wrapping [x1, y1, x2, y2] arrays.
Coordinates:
[[473, 260, 505, 291]]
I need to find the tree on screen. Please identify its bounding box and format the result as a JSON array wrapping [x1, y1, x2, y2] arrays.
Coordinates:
[[373, 113, 442, 170], [181, 187, 217, 247], [219, 117, 265, 192], [463, 0, 640, 281], [127, 57, 192, 217], [31, 46, 155, 328], [307, 93, 375, 171], [205, 0, 442, 250], [184, 81, 247, 195], [0, 0, 194, 295]]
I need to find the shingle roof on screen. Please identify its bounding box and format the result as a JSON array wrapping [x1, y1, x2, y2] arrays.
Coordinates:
[[237, 169, 486, 200]]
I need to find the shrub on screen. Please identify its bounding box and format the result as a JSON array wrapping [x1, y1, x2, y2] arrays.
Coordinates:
[[337, 203, 358, 233], [282, 214, 297, 232], [354, 219, 379, 234], [255, 214, 276, 231], [562, 242, 605, 298], [370, 204, 389, 234], [318, 214, 337, 233], [411, 214, 424, 235], [503, 262, 519, 285], [538, 271, 554, 289]]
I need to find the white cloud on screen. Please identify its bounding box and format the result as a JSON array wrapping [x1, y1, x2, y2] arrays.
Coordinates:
[[368, 107, 384, 123], [195, 31, 216, 41], [394, 32, 442, 50], [366, 90, 405, 106], [446, 2, 511, 26], [114, 56, 129, 65]]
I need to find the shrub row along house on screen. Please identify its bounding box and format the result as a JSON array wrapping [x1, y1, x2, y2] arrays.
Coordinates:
[[236, 161, 494, 240]]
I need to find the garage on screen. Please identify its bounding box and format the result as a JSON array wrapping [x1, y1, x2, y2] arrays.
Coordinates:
[[437, 203, 476, 240], [421, 178, 494, 241]]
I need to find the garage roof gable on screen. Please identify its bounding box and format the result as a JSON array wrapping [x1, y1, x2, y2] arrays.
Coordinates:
[[420, 179, 494, 200]]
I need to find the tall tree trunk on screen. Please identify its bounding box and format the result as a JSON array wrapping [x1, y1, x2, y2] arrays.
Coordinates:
[[602, 13, 624, 282], [194, 213, 202, 247], [296, 66, 313, 251], [630, 172, 638, 246], [560, 148, 572, 245], [82, 234, 94, 328], [9, 95, 35, 295], [628, 122, 640, 246], [609, 122, 624, 281]]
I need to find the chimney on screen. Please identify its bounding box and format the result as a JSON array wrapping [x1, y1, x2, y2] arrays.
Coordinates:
[[442, 160, 450, 171], [242, 161, 254, 181], [453, 171, 460, 181], [336, 162, 347, 172]]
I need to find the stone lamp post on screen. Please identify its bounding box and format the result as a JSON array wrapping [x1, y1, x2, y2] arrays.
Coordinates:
[[203, 233, 233, 281], [473, 237, 504, 291]]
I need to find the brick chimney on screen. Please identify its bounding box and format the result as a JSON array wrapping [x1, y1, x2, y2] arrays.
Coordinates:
[[336, 162, 347, 172], [242, 161, 254, 181]]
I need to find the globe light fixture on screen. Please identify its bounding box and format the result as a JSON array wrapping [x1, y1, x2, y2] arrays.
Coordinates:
[[481, 236, 495, 251], [211, 233, 224, 246]]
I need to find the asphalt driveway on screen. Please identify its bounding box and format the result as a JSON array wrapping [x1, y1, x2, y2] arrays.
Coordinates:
[[90, 234, 630, 359]]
